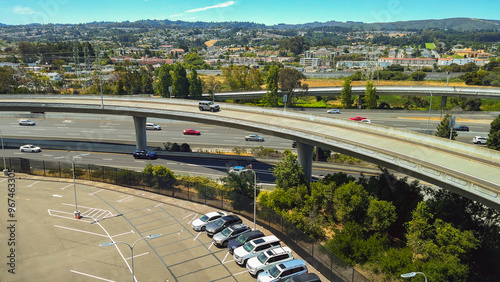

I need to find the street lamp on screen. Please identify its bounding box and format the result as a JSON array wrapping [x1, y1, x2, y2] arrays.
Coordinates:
[[0, 130, 7, 176], [99, 52, 104, 108], [426, 90, 433, 133], [100, 233, 162, 282], [247, 165, 257, 230], [55, 153, 89, 219], [401, 272, 428, 282]]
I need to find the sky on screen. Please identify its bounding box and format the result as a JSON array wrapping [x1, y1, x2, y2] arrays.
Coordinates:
[[0, 0, 499, 26]]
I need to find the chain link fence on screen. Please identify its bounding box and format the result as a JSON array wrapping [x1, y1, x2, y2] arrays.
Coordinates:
[[6, 157, 369, 282]]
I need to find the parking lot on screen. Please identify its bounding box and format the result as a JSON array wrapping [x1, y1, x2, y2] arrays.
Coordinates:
[[0, 174, 326, 282]]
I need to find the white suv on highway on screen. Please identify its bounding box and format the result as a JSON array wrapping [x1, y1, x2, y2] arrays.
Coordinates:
[[472, 136, 487, 144]]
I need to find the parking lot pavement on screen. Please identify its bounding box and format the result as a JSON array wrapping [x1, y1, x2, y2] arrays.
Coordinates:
[[0, 174, 327, 281]]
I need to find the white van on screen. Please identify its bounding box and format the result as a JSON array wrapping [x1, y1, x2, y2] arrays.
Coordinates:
[[146, 123, 161, 130]]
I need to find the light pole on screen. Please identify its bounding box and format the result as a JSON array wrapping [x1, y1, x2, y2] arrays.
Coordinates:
[[0, 130, 7, 176], [99, 52, 104, 108], [426, 90, 433, 133], [212, 83, 219, 103], [247, 165, 257, 230], [100, 234, 162, 282], [401, 272, 428, 282], [55, 153, 89, 219]]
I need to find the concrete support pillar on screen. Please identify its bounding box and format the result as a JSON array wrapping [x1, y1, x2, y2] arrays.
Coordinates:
[[297, 142, 314, 182], [133, 116, 147, 150], [358, 95, 363, 109], [440, 96, 448, 116]]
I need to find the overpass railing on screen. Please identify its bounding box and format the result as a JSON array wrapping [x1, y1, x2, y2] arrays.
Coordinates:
[[7, 157, 369, 282]]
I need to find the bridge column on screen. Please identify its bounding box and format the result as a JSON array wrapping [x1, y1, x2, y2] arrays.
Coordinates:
[[297, 142, 314, 182], [133, 116, 147, 150]]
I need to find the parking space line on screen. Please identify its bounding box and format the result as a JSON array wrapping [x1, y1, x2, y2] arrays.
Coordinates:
[[233, 270, 249, 276], [126, 252, 149, 260], [70, 270, 115, 281], [48, 209, 94, 222], [154, 203, 163, 208], [0, 178, 7, 183], [117, 195, 133, 202], [112, 230, 134, 237], [128, 210, 163, 220], [27, 181, 40, 187], [175, 262, 223, 279], [54, 225, 108, 237], [182, 213, 195, 220], [193, 232, 202, 241], [60, 184, 73, 190], [89, 189, 104, 195]]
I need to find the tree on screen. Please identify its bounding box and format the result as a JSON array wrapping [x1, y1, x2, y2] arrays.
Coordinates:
[[141, 74, 153, 94], [340, 77, 353, 108], [272, 151, 308, 190], [435, 113, 457, 140], [363, 81, 377, 109], [486, 114, 500, 150], [278, 67, 306, 106], [367, 199, 397, 232], [154, 64, 172, 97], [411, 70, 427, 81], [188, 69, 203, 99], [263, 65, 279, 107], [171, 63, 189, 98], [222, 169, 259, 210], [333, 181, 371, 223], [0, 66, 19, 94]]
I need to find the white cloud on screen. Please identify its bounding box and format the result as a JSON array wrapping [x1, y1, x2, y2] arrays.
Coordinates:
[[170, 13, 183, 18], [13, 6, 35, 15], [185, 1, 235, 13]]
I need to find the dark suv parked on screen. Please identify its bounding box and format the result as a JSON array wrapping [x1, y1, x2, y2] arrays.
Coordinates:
[[205, 215, 242, 237], [227, 230, 265, 254]]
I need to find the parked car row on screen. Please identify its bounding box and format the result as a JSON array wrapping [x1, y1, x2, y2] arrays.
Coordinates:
[[191, 211, 320, 281]]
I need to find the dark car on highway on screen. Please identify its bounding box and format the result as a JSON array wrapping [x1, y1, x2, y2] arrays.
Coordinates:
[[132, 150, 158, 159], [453, 125, 469, 132], [227, 229, 265, 254], [205, 215, 242, 237]]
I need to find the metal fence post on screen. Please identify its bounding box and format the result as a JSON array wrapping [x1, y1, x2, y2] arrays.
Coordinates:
[[58, 161, 61, 178], [43, 160, 46, 176]]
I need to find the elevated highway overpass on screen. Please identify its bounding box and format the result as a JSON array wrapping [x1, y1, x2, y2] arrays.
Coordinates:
[[0, 95, 499, 210], [209, 85, 500, 100]]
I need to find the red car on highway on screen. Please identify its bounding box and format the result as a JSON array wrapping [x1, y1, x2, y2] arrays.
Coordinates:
[[350, 116, 367, 121], [183, 129, 201, 135]]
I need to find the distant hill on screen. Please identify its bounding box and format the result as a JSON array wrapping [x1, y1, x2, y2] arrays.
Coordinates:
[[270, 18, 500, 31]]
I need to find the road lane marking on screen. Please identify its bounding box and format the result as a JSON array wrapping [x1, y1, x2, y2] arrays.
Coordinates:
[[53, 195, 62, 198], [70, 270, 115, 282]]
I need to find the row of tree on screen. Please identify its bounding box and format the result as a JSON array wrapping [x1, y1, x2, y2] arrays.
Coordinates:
[[252, 149, 499, 281]]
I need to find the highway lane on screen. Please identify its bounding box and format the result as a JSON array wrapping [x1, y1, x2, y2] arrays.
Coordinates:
[[2, 148, 381, 189], [0, 110, 494, 148]]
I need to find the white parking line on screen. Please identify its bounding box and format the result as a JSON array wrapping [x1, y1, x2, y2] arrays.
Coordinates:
[[117, 195, 133, 202], [154, 203, 163, 208], [54, 225, 108, 237], [113, 230, 134, 238], [53, 195, 63, 198], [193, 232, 202, 241], [60, 184, 73, 190], [27, 181, 40, 187], [233, 270, 249, 276], [182, 213, 194, 220], [0, 179, 7, 183], [126, 252, 149, 260], [70, 270, 115, 281], [89, 189, 104, 195]]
